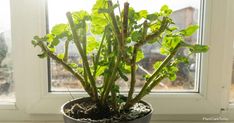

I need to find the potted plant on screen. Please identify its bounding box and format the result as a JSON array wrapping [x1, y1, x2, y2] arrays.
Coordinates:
[[32, 0, 208, 122]]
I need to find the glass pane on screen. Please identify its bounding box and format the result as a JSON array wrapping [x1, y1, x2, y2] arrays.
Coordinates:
[[0, 0, 15, 102], [47, 0, 202, 92]]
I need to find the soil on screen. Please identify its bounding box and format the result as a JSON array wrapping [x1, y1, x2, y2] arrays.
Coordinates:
[[64, 98, 151, 122]]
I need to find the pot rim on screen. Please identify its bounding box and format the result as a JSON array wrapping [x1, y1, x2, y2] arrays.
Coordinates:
[[61, 97, 153, 122]]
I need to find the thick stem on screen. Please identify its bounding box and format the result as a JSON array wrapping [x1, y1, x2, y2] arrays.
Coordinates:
[[107, 1, 123, 54], [127, 46, 138, 101], [100, 2, 124, 104], [146, 43, 180, 85], [66, 12, 98, 101], [121, 2, 131, 64], [111, 87, 118, 112], [124, 75, 165, 109], [142, 20, 148, 40], [63, 40, 69, 62], [82, 20, 88, 83]]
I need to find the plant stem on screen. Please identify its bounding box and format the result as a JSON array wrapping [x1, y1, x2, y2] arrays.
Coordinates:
[[111, 87, 118, 111], [124, 43, 181, 109], [127, 46, 138, 101], [37, 41, 93, 97], [107, 1, 124, 55], [101, 55, 121, 104], [82, 20, 88, 84], [135, 17, 169, 48], [124, 75, 165, 109], [66, 12, 98, 101], [146, 43, 180, 86], [63, 40, 69, 62], [121, 2, 131, 64], [93, 28, 107, 78]]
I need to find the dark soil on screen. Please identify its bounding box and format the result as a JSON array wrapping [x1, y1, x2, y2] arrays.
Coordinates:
[[64, 98, 151, 122]]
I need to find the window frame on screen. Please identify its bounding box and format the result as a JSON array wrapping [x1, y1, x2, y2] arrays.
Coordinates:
[[1, 0, 234, 122]]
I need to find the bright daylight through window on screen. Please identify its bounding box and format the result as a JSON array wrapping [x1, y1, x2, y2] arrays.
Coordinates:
[[47, 0, 202, 92], [0, 0, 14, 102]]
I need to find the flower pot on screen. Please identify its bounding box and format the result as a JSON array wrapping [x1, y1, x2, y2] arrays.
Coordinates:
[[61, 97, 153, 123]]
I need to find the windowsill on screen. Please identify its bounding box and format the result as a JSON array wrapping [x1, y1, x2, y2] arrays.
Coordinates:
[[0, 101, 16, 110]]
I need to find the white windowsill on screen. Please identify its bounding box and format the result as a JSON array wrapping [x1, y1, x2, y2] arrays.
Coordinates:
[[0, 102, 16, 110]]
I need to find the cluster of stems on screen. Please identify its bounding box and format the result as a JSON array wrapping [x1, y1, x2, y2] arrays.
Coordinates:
[[35, 1, 183, 110]]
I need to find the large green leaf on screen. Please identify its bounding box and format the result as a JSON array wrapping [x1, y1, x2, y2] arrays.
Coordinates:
[[147, 13, 158, 21], [51, 24, 68, 36], [72, 10, 90, 22], [138, 10, 148, 19], [181, 25, 199, 36], [91, 0, 108, 34], [87, 36, 100, 54]]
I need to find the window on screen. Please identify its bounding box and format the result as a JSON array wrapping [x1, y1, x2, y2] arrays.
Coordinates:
[[1, 0, 234, 122], [47, 0, 202, 92], [0, 0, 14, 103]]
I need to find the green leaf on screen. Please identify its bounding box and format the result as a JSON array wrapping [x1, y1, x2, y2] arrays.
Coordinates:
[[160, 47, 170, 55], [181, 25, 199, 36], [98, 4, 118, 14], [128, 7, 136, 20], [136, 50, 144, 62], [57, 53, 64, 60], [169, 66, 179, 72], [48, 46, 55, 53], [160, 5, 172, 16], [161, 35, 182, 54], [96, 66, 107, 76], [176, 56, 189, 64], [118, 69, 128, 81], [91, 0, 108, 34], [98, 8, 110, 13], [92, 0, 107, 13], [37, 52, 47, 58], [131, 31, 142, 42], [31, 40, 38, 47], [69, 63, 79, 69], [46, 34, 55, 43], [139, 10, 148, 19], [190, 44, 209, 53], [72, 10, 90, 22], [168, 73, 176, 81], [143, 74, 151, 81], [149, 22, 161, 32], [91, 16, 108, 34], [124, 64, 131, 73], [51, 38, 60, 46], [112, 84, 120, 93], [153, 61, 162, 69], [146, 13, 158, 21], [87, 36, 99, 54], [51, 24, 68, 36], [160, 5, 169, 12]]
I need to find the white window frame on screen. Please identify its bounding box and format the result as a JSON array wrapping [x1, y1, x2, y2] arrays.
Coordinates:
[[0, 0, 234, 122]]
